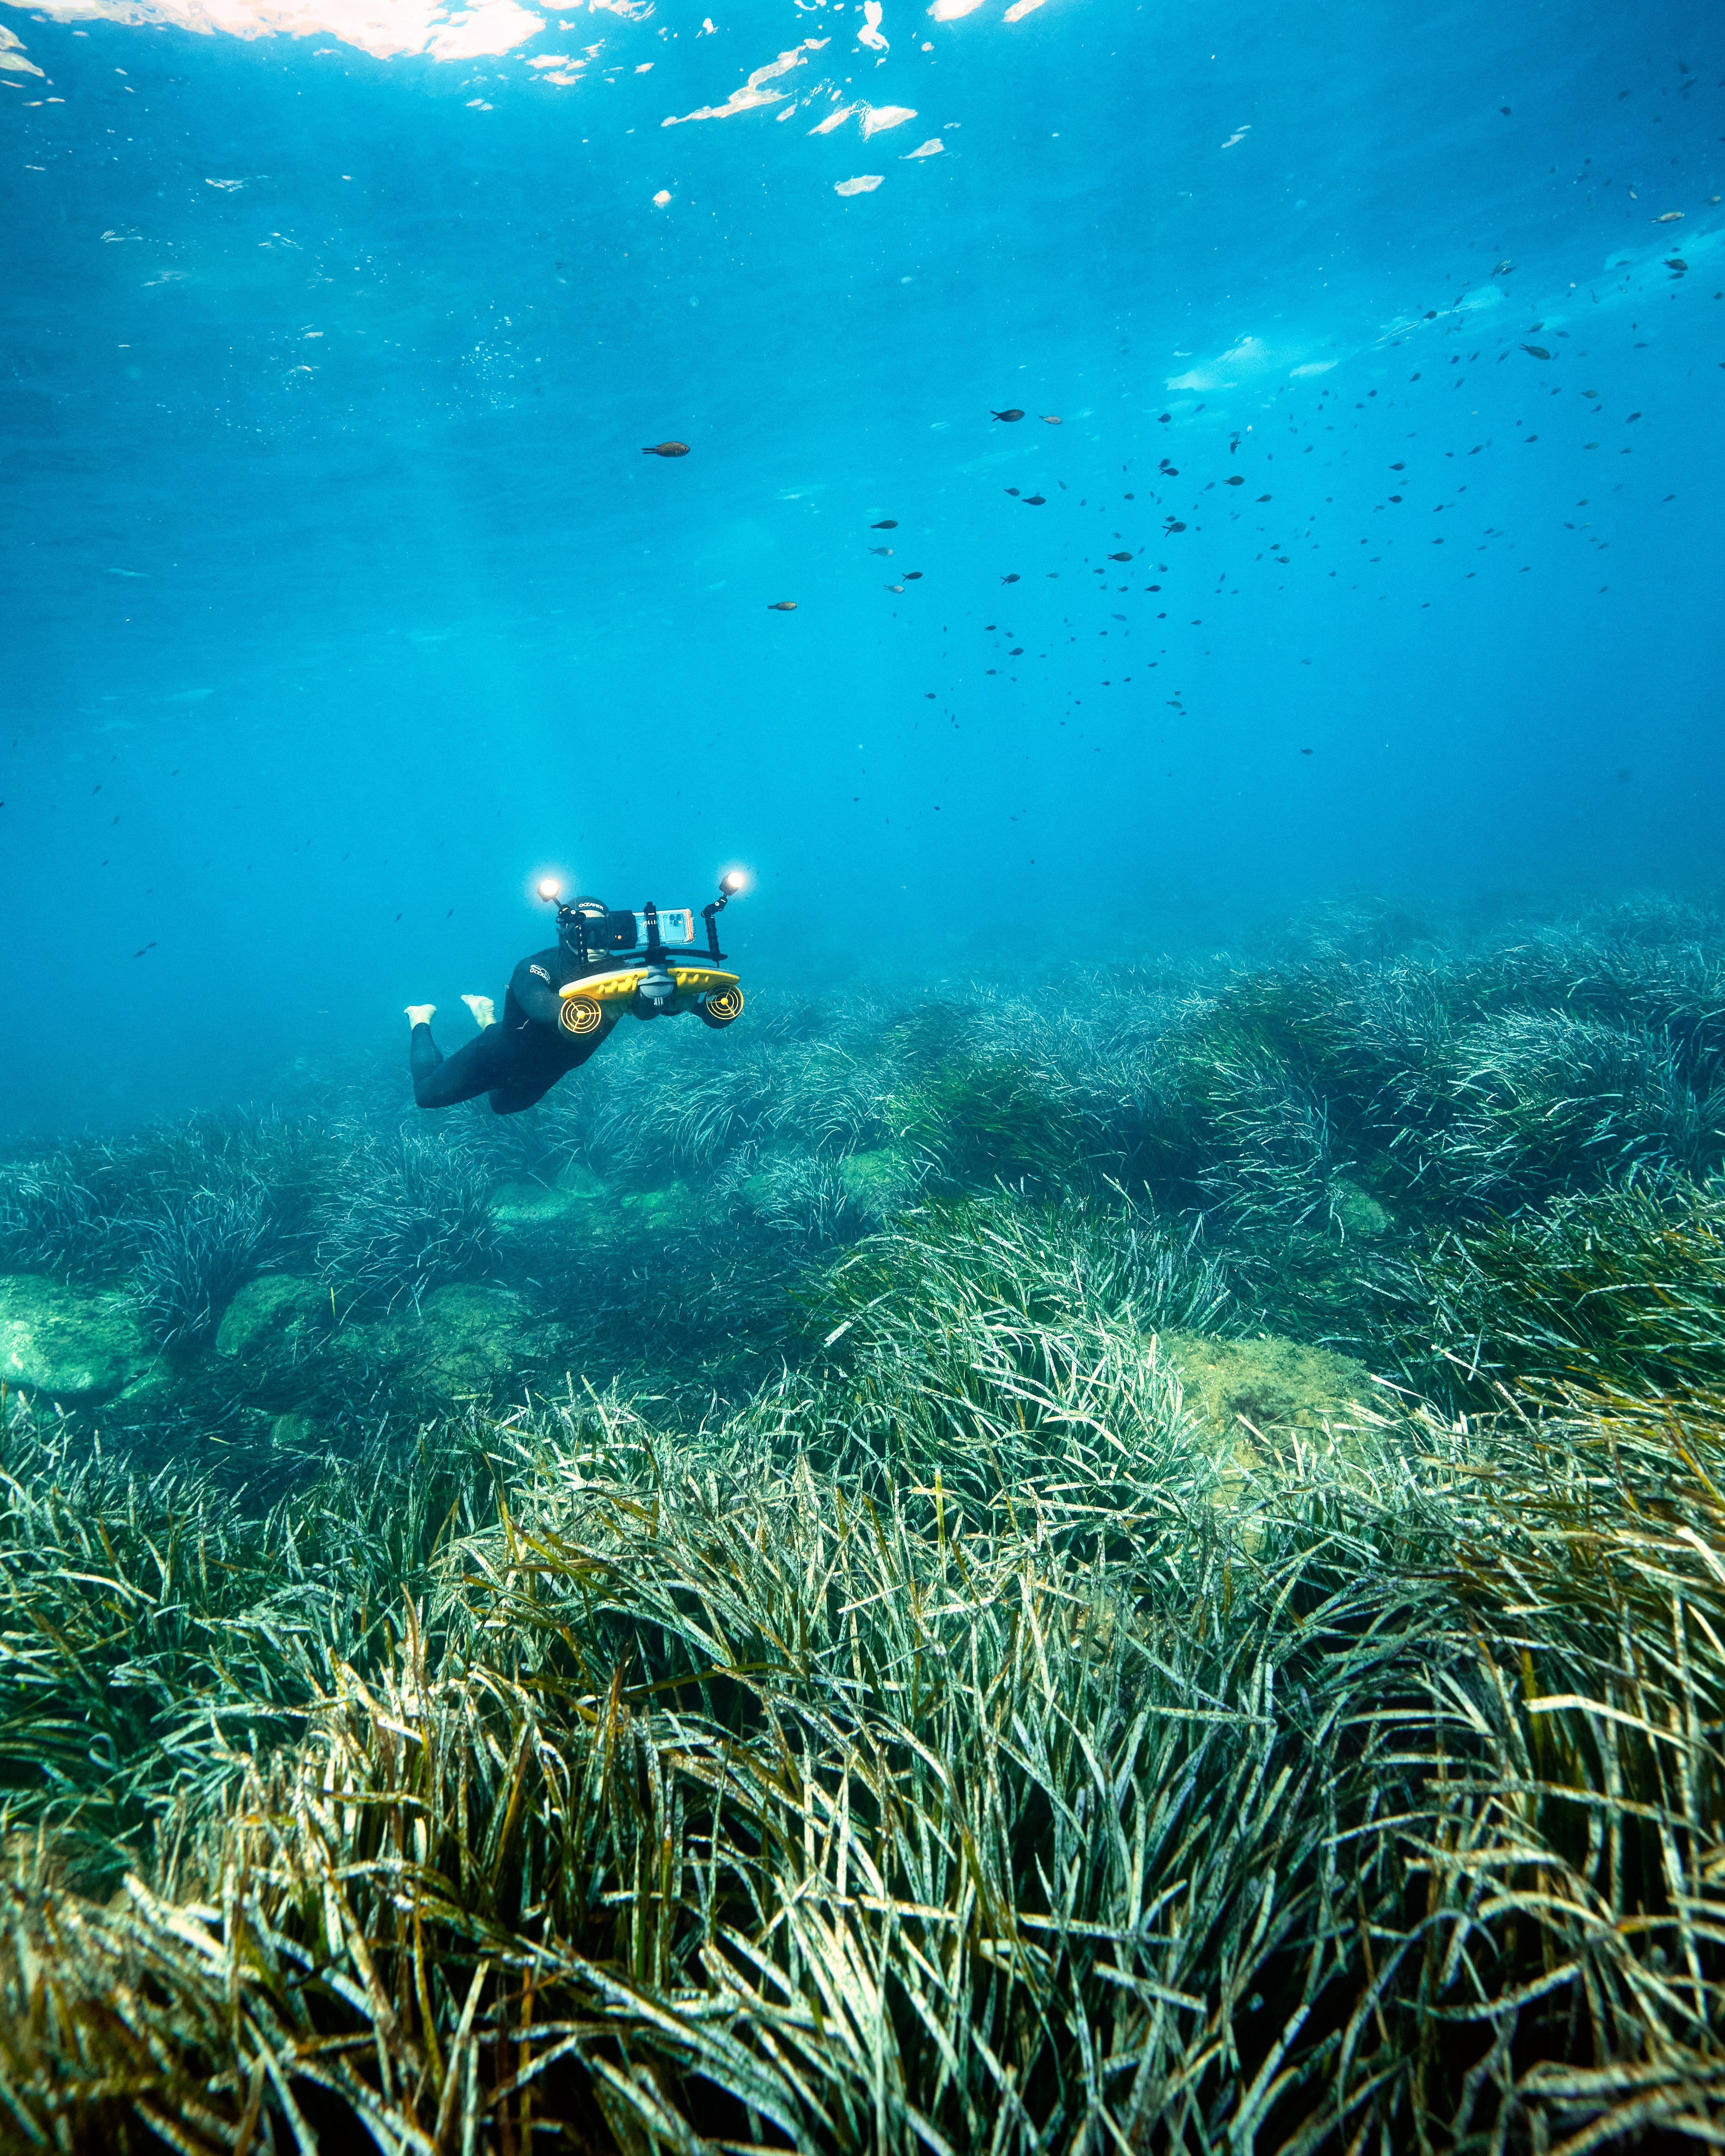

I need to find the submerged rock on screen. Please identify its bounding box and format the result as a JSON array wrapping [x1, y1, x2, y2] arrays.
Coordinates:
[[1155, 1330, 1383, 1523], [1157, 1329, 1374, 1445], [0, 1275, 152, 1400], [269, 1409, 326, 1454], [332, 1283, 566, 1396], [616, 1181, 703, 1231], [1329, 1179, 1393, 1239], [838, 1145, 923, 1225], [493, 1181, 587, 1227], [493, 1164, 621, 1238], [216, 1275, 330, 1376]]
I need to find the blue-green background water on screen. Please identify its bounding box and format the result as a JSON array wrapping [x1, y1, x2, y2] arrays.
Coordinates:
[[2, 0, 1720, 1133]]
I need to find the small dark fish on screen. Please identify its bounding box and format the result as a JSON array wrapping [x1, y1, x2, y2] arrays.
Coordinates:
[[133, 941, 157, 957], [1389, 494, 1403, 502], [1300, 748, 1312, 756], [1492, 259, 1514, 275], [871, 518, 898, 528], [1001, 573, 1020, 585], [1225, 474, 1244, 486], [1009, 647, 1023, 657], [1160, 465, 1179, 478], [642, 440, 690, 456], [1164, 521, 1186, 534], [905, 571, 923, 580], [1108, 550, 1133, 561], [991, 408, 1025, 421], [1390, 461, 1405, 470], [768, 599, 798, 611], [1024, 494, 1046, 505], [1005, 487, 1021, 496], [1256, 493, 1271, 501], [1521, 344, 1551, 360]]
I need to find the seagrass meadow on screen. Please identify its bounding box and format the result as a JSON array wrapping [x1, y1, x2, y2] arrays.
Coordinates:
[[0, 895, 1723, 2154]]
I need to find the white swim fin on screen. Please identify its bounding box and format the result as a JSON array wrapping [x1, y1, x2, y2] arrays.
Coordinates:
[[405, 1003, 437, 1028], [461, 993, 497, 1030]]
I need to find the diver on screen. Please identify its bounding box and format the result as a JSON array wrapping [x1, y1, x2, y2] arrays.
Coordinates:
[[407, 879, 745, 1116]]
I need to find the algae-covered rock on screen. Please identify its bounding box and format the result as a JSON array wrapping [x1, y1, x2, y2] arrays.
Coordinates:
[[616, 1182, 702, 1231], [333, 1283, 565, 1397], [839, 1146, 923, 1225], [493, 1164, 633, 1241], [1158, 1329, 1374, 1444], [0, 1275, 151, 1400], [269, 1410, 327, 1453], [1330, 1179, 1393, 1239], [1156, 1329, 1382, 1526], [493, 1181, 586, 1227], [216, 1275, 330, 1369]]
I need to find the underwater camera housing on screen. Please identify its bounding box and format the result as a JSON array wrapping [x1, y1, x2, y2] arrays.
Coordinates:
[[537, 871, 747, 1036]]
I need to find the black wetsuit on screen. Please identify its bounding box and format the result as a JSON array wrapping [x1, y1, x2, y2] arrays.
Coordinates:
[[411, 946, 616, 1115]]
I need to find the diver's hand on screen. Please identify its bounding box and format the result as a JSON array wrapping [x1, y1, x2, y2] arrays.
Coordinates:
[[405, 1004, 436, 1028]]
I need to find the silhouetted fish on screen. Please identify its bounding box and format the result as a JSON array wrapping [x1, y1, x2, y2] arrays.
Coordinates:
[[1023, 494, 1046, 505], [1001, 572, 1021, 584], [1108, 550, 1133, 561], [1521, 345, 1551, 360], [905, 571, 923, 579], [768, 599, 798, 611], [1226, 474, 1244, 485], [1164, 521, 1186, 533], [991, 408, 1025, 421], [1041, 414, 1062, 424], [642, 441, 690, 456], [872, 518, 899, 528], [869, 545, 893, 555]]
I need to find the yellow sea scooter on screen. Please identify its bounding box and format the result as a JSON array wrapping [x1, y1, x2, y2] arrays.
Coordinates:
[[536, 872, 748, 1037]]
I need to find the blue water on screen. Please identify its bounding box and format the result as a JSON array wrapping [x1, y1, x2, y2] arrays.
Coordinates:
[[2, 0, 1720, 1133]]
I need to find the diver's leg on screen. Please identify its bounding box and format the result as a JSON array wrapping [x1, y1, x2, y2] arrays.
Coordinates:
[[408, 1007, 444, 1095], [412, 1023, 509, 1109], [487, 1082, 553, 1116]]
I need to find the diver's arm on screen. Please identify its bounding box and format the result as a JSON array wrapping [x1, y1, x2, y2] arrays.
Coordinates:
[[511, 953, 564, 1026]]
